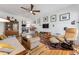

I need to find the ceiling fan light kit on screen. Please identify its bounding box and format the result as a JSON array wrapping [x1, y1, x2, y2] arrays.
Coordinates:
[[30, 11, 32, 13]]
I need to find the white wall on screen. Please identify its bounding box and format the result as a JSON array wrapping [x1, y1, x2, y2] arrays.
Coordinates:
[[36, 5, 78, 35], [0, 23, 5, 34], [50, 10, 78, 35]]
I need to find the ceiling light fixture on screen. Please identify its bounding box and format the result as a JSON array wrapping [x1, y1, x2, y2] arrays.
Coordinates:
[[0, 18, 10, 22], [30, 11, 32, 13]]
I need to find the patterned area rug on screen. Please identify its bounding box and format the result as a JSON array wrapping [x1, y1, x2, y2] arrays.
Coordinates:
[[40, 35, 73, 50]]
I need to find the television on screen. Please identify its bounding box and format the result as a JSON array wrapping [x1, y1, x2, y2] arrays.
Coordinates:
[[42, 24, 49, 28]]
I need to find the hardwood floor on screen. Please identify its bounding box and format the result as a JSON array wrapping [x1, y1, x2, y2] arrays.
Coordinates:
[[25, 43, 74, 55]]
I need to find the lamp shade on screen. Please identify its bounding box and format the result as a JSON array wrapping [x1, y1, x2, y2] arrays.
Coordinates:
[[0, 18, 10, 22]]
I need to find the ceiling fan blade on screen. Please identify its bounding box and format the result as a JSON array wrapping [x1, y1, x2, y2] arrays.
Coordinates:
[[20, 7, 28, 10], [32, 12, 36, 15], [31, 4, 34, 11], [32, 10, 40, 12]]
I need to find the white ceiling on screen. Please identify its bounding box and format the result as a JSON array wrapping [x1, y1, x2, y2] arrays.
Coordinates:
[[0, 4, 72, 18]]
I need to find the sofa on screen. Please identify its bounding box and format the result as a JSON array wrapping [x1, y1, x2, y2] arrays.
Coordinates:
[[0, 36, 26, 55]]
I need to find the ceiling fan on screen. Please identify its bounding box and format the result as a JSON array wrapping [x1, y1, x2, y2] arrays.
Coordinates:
[[20, 4, 40, 15]]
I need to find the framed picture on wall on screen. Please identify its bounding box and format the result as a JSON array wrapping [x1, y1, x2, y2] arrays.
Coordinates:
[[50, 15, 56, 22], [43, 16, 48, 22], [71, 20, 75, 25], [59, 13, 70, 21]]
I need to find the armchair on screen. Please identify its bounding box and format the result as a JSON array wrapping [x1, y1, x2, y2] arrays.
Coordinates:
[[49, 28, 78, 50], [59, 28, 78, 42], [57, 28, 78, 50]]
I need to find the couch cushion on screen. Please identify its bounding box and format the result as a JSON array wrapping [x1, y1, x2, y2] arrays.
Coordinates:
[[50, 37, 59, 43], [28, 37, 40, 43]]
